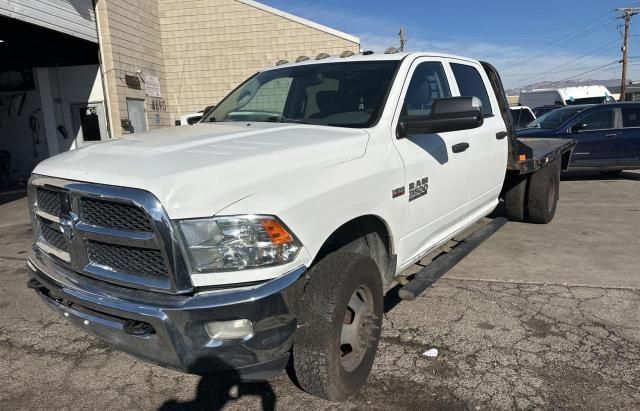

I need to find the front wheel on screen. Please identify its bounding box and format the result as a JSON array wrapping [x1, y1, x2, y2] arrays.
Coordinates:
[[292, 252, 383, 401]]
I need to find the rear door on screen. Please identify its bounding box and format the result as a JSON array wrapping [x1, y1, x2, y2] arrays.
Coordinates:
[[619, 105, 640, 167], [569, 107, 621, 167], [449, 61, 508, 210], [391, 58, 470, 266]]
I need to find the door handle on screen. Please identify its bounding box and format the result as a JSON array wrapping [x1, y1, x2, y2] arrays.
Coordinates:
[[452, 142, 469, 153], [605, 133, 617, 137], [496, 131, 508, 140]]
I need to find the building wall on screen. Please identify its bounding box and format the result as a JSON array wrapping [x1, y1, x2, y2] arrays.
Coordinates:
[[95, 0, 172, 136], [158, 0, 360, 119], [97, 0, 359, 136]]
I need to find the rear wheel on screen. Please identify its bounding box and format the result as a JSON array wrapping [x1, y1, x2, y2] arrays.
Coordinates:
[[292, 252, 383, 401], [503, 173, 528, 222], [526, 160, 560, 224]]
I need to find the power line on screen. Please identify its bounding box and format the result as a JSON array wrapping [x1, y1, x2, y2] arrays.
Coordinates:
[[500, 11, 617, 69], [511, 39, 619, 87], [547, 61, 620, 85]]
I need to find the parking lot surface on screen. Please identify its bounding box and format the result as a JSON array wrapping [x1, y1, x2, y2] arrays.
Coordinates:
[[1, 171, 639, 410]]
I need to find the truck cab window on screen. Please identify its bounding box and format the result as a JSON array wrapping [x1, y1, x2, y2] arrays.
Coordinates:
[[450, 63, 493, 116], [403, 62, 451, 117]]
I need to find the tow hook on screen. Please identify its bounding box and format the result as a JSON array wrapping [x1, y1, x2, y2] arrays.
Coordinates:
[[123, 319, 156, 336], [26, 278, 45, 291]]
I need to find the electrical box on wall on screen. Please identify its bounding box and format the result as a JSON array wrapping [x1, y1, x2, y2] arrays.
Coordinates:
[[124, 75, 141, 90]]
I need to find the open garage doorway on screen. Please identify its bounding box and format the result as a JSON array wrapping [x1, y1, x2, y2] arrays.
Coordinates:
[[0, 14, 105, 194]]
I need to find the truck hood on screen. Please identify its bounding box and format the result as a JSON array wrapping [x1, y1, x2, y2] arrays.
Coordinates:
[[34, 122, 369, 218]]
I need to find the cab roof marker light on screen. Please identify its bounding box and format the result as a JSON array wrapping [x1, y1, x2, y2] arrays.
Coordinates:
[[295, 55, 310, 63], [384, 47, 399, 54], [340, 50, 355, 58], [315, 53, 330, 60], [275, 59, 289, 66]]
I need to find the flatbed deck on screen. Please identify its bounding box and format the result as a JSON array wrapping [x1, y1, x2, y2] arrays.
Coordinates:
[[508, 137, 576, 174]]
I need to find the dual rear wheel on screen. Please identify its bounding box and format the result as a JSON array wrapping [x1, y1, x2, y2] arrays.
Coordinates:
[[503, 159, 561, 224]]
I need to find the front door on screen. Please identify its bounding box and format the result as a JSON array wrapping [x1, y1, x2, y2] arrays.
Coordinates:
[[126, 98, 148, 133], [391, 58, 470, 267], [71, 102, 108, 147], [570, 107, 621, 167]]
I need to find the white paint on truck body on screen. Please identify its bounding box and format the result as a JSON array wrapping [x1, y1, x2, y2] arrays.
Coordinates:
[[33, 52, 509, 286]]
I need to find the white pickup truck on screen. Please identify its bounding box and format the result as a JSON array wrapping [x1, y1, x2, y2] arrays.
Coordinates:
[[26, 52, 575, 401]]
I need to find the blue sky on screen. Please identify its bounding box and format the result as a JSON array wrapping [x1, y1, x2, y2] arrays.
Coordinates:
[[260, 0, 640, 89]]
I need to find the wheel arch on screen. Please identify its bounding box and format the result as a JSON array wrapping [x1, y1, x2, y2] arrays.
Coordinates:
[[311, 214, 396, 284]]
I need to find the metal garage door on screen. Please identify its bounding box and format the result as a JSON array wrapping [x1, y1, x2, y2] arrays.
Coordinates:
[[0, 0, 97, 42]]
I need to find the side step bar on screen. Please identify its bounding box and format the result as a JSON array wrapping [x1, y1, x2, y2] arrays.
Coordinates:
[[398, 217, 507, 301]]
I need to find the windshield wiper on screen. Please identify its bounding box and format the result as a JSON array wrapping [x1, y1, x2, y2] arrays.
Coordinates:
[[266, 115, 308, 124]]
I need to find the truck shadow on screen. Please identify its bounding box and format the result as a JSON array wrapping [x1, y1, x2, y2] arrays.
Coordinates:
[[158, 357, 276, 411], [561, 170, 640, 181]]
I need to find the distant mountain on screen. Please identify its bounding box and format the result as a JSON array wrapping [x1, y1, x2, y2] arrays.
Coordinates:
[[506, 78, 625, 96]]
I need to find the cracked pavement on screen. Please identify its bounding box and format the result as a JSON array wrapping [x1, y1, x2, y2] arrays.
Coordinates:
[[1, 170, 639, 410]]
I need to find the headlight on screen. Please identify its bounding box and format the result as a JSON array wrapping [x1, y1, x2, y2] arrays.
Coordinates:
[[177, 215, 301, 273]]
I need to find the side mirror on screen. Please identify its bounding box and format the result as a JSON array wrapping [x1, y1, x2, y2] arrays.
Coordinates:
[[397, 96, 483, 138], [571, 123, 587, 133]]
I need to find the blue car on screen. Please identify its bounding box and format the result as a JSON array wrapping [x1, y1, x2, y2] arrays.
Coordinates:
[[516, 103, 640, 173]]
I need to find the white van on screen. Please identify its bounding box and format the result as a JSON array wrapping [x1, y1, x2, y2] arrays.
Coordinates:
[[519, 85, 615, 108]]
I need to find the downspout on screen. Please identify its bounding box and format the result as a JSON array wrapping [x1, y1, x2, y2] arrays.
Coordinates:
[[93, 0, 114, 139]]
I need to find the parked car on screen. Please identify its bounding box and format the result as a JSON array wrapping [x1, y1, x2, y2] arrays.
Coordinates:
[[519, 86, 615, 108], [26, 52, 574, 401], [517, 103, 640, 173], [175, 105, 216, 125], [532, 104, 564, 117], [509, 105, 536, 129]]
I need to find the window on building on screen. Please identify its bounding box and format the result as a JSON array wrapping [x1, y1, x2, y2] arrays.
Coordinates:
[[450, 63, 493, 116]]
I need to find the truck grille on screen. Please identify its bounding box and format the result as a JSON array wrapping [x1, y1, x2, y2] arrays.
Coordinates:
[[30, 177, 191, 293], [40, 223, 68, 253], [81, 197, 153, 232], [87, 241, 168, 279], [37, 188, 62, 216]]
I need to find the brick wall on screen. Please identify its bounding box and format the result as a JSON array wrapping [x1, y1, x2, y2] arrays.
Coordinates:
[[95, 0, 171, 136], [157, 0, 359, 119], [97, 0, 359, 135]]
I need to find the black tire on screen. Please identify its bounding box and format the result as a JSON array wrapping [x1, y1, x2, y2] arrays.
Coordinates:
[[503, 173, 528, 222], [526, 159, 560, 224], [292, 252, 383, 401]]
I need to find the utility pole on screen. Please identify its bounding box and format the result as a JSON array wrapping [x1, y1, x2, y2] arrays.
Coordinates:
[[618, 7, 640, 101], [399, 27, 407, 52]]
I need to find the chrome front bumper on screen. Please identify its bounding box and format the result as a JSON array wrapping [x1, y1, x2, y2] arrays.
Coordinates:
[[27, 253, 306, 379]]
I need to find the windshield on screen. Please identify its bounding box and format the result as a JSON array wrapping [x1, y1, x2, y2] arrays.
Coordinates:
[[527, 106, 587, 129], [202, 61, 399, 128]]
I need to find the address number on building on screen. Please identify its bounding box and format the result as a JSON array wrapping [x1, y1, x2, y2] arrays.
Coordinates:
[[151, 99, 166, 112]]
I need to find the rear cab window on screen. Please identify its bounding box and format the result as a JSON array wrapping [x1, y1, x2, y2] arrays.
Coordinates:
[[450, 62, 493, 117]]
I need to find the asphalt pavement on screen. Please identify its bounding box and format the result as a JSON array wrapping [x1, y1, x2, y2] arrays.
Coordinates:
[[1, 170, 639, 410]]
